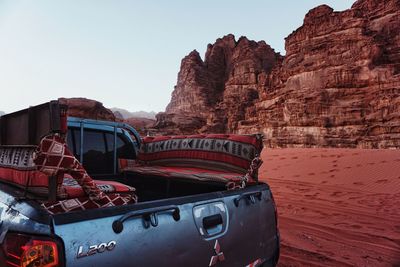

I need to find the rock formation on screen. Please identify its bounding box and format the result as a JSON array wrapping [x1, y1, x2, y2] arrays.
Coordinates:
[[155, 0, 400, 148], [156, 34, 282, 135], [59, 98, 156, 135], [111, 108, 156, 120], [123, 117, 156, 136], [59, 98, 116, 121]]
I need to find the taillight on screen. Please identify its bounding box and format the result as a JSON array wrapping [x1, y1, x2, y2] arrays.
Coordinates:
[[2, 233, 62, 267]]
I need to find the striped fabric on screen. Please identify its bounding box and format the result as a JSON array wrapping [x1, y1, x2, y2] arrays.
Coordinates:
[[0, 135, 137, 214], [120, 134, 263, 185], [122, 165, 244, 183], [41, 192, 134, 214], [0, 146, 66, 197], [62, 175, 135, 199], [33, 134, 137, 214], [137, 134, 263, 174]]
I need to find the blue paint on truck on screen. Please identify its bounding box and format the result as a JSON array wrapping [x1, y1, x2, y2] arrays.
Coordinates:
[[0, 103, 279, 267]]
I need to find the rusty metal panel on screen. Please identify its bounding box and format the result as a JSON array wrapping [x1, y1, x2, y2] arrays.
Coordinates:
[[0, 100, 67, 145]]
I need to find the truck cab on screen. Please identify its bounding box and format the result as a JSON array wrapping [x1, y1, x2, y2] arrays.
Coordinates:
[[66, 117, 140, 176]]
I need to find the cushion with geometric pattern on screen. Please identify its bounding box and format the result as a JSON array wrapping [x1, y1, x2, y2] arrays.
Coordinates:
[[136, 134, 263, 174]]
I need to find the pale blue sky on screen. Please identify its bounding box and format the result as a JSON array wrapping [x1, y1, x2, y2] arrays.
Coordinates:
[[0, 0, 353, 114]]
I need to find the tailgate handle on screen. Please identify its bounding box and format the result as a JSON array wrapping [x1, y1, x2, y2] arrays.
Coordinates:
[[203, 214, 223, 229], [112, 205, 180, 234], [234, 191, 262, 207]]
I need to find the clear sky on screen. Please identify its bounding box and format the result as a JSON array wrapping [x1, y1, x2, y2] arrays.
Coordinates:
[[0, 0, 353, 114]]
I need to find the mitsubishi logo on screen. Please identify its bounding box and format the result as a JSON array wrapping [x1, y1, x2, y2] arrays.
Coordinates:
[[209, 240, 225, 266]]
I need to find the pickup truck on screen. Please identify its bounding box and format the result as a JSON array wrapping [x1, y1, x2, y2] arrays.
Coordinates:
[[0, 101, 279, 267]]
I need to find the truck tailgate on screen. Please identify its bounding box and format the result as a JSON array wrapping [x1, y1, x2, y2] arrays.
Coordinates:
[[52, 184, 279, 267]]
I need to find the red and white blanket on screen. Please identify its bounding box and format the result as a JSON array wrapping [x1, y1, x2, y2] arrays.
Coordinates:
[[33, 134, 137, 214]]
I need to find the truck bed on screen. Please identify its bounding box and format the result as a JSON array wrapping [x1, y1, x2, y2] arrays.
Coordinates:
[[1, 179, 279, 267], [1, 172, 280, 266]]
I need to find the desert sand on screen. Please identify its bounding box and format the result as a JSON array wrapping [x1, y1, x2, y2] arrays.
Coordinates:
[[259, 148, 400, 267]]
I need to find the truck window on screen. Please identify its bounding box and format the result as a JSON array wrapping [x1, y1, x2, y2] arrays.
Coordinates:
[[83, 130, 113, 175], [67, 129, 74, 152], [117, 134, 135, 159], [102, 132, 135, 159], [104, 132, 115, 154], [67, 128, 81, 159]]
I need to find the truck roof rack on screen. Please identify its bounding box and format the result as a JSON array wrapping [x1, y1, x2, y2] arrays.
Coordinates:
[[0, 100, 68, 146], [0, 101, 67, 201]]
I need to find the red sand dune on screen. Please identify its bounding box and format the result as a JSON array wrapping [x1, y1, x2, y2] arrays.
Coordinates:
[[259, 149, 400, 267]]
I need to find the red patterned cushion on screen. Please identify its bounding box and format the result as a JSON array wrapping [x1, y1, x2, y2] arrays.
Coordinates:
[[121, 164, 248, 183], [0, 135, 138, 213], [119, 134, 263, 187], [41, 192, 135, 214], [62, 175, 135, 198], [137, 134, 263, 174], [34, 134, 115, 200], [0, 146, 66, 197], [33, 134, 137, 213], [0, 168, 67, 197]]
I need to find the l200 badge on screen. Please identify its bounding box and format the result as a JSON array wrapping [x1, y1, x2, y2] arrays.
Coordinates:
[[77, 240, 117, 258]]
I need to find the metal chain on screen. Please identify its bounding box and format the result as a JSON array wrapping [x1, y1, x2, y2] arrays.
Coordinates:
[[227, 155, 263, 190]]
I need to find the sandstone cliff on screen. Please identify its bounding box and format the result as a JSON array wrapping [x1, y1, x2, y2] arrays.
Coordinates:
[[156, 34, 283, 135], [124, 117, 156, 136], [59, 98, 116, 121], [59, 98, 156, 135], [155, 0, 400, 148]]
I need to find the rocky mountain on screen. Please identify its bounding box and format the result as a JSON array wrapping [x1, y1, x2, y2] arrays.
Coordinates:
[[155, 0, 400, 148], [59, 98, 116, 121], [110, 108, 156, 135], [57, 98, 156, 135], [124, 117, 156, 135], [0, 111, 5, 117], [110, 108, 156, 120], [156, 35, 283, 134]]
